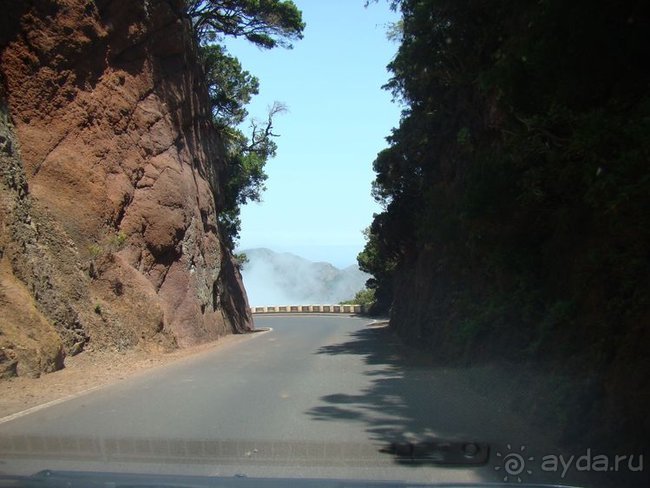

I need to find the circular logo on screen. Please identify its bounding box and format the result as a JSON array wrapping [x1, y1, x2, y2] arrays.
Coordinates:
[[494, 444, 534, 483]]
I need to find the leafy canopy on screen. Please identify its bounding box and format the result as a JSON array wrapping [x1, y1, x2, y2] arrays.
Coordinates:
[[201, 44, 259, 127], [187, 0, 305, 48], [360, 0, 650, 324]]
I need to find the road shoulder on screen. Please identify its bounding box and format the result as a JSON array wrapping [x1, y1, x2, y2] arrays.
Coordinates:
[[0, 328, 271, 420]]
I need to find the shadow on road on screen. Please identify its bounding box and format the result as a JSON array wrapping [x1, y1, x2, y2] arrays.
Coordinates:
[[305, 325, 619, 486], [306, 326, 511, 477]]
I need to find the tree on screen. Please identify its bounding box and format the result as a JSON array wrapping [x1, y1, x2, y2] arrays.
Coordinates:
[[340, 288, 376, 309], [357, 219, 399, 314], [186, 1, 305, 249], [360, 0, 650, 453], [234, 252, 249, 271], [201, 44, 259, 127], [219, 102, 287, 249], [187, 0, 305, 48]]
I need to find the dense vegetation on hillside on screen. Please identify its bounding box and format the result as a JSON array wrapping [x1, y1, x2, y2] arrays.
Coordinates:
[[185, 0, 305, 248], [360, 0, 649, 451]]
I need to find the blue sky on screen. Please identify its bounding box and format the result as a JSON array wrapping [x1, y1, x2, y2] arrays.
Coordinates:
[[227, 0, 401, 268]]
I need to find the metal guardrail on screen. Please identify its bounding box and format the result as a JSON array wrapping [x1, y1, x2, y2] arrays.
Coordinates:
[[249, 304, 365, 314]]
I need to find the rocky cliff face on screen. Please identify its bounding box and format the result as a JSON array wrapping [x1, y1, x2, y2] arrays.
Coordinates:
[[0, 0, 253, 378]]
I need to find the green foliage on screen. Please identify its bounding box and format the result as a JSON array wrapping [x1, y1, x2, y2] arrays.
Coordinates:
[[187, 0, 304, 49], [340, 288, 376, 308], [201, 44, 259, 127], [87, 232, 127, 261], [361, 0, 650, 452], [234, 251, 249, 271], [357, 222, 399, 313], [187, 1, 304, 249], [108, 232, 127, 251], [88, 244, 102, 259], [363, 0, 650, 339], [217, 102, 286, 249]]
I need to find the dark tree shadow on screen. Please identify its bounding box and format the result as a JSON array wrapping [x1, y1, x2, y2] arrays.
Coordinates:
[[305, 325, 625, 487]]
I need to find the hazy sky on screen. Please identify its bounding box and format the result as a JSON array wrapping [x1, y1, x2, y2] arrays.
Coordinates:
[[227, 0, 401, 268]]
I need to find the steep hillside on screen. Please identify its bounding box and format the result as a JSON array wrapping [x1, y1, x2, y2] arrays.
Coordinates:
[[0, 0, 253, 378], [241, 248, 369, 305]]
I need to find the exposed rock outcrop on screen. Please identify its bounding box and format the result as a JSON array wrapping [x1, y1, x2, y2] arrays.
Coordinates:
[[0, 0, 253, 377]]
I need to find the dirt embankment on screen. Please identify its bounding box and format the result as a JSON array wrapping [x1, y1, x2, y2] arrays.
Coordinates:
[[0, 0, 253, 380]]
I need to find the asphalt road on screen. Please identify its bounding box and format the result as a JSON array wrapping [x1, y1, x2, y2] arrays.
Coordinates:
[[0, 316, 612, 486]]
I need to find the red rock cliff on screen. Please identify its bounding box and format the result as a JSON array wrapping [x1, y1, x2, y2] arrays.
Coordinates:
[[0, 0, 253, 377]]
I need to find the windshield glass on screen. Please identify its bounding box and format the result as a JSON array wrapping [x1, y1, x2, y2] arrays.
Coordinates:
[[0, 1, 647, 488]]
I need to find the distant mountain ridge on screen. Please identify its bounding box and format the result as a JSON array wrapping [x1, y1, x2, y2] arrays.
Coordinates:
[[240, 248, 369, 306]]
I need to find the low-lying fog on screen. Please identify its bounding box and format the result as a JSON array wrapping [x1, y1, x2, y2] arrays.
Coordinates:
[[239, 248, 369, 306]]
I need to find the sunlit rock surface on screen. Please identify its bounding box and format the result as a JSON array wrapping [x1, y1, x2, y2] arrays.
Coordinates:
[[0, 0, 252, 377]]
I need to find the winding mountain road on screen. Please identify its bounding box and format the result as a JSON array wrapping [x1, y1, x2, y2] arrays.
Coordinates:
[[0, 316, 601, 486]]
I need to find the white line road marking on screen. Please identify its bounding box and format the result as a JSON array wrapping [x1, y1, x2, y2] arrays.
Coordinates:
[[0, 328, 273, 425]]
